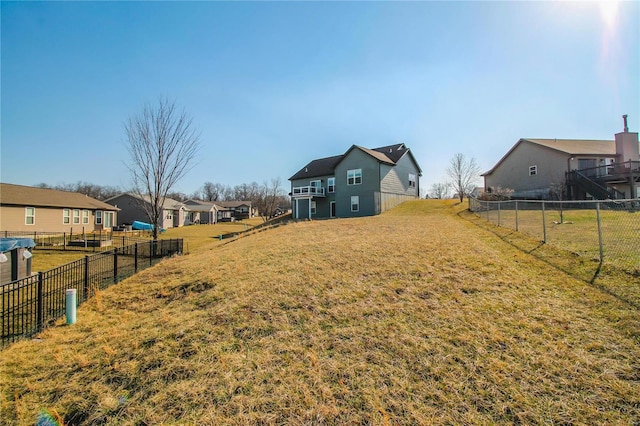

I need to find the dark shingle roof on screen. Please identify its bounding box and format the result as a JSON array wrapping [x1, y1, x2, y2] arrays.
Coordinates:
[[372, 143, 407, 163], [0, 183, 119, 210], [289, 154, 344, 180]]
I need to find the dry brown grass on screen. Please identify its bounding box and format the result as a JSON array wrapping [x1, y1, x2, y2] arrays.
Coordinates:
[[1, 200, 639, 425]]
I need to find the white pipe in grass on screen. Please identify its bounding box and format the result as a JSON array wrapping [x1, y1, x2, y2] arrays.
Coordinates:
[[66, 289, 77, 325]]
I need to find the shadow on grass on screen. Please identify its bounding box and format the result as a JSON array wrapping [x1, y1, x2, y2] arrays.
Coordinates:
[[459, 209, 640, 311]]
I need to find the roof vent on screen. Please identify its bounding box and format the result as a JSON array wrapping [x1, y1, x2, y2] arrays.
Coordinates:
[[623, 114, 629, 132], [305, 167, 308, 172]]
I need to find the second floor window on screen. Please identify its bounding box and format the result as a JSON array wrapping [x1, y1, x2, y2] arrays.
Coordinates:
[[63, 209, 70, 224], [82, 210, 90, 224], [95, 211, 102, 225], [73, 209, 80, 224], [408, 173, 416, 188], [347, 169, 362, 185], [327, 177, 335, 193]]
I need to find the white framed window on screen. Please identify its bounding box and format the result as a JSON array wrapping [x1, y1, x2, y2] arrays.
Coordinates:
[[311, 201, 317, 215], [95, 210, 102, 225], [408, 173, 416, 188], [73, 209, 80, 224], [82, 210, 90, 224], [351, 196, 359, 212], [104, 211, 114, 228], [347, 169, 362, 185], [327, 177, 335, 193], [25, 207, 35, 225], [310, 179, 321, 187], [63, 208, 70, 224], [529, 165, 538, 176]]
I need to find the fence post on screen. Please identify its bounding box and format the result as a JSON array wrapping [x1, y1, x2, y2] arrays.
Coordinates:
[[150, 240, 153, 266], [497, 201, 501, 227], [596, 202, 604, 264], [37, 272, 44, 332], [134, 242, 138, 273], [515, 201, 519, 232], [63, 232, 66, 251], [84, 256, 89, 301], [542, 202, 547, 243], [113, 248, 118, 284]]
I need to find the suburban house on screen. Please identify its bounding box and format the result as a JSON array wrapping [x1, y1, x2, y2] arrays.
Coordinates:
[[0, 183, 119, 232], [214, 201, 256, 221], [482, 118, 639, 200], [289, 143, 422, 219], [105, 193, 187, 229], [183, 200, 218, 224]]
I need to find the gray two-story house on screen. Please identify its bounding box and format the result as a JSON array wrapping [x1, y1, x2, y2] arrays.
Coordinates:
[[289, 143, 422, 219]]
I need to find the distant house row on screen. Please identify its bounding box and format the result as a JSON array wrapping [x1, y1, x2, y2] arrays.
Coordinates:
[[105, 193, 257, 228], [482, 119, 639, 200], [0, 183, 256, 233]]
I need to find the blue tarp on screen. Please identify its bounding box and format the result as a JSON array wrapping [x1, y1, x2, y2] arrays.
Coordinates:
[[132, 221, 154, 231], [0, 238, 36, 253], [131, 221, 165, 232]]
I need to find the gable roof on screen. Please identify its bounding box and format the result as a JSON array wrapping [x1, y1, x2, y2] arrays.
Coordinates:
[[289, 143, 422, 180], [105, 193, 184, 210], [0, 183, 119, 210], [482, 138, 617, 176]]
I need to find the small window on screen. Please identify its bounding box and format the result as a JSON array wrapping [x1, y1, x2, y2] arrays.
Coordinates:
[[73, 209, 80, 224], [347, 169, 362, 185], [311, 201, 317, 215], [82, 210, 90, 224], [351, 196, 360, 212], [25, 207, 35, 225], [95, 210, 102, 225], [63, 208, 70, 224], [327, 177, 335, 193], [529, 165, 538, 176], [408, 173, 416, 188]]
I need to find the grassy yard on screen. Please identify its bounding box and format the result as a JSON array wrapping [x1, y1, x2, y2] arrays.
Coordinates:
[[1, 200, 638, 424], [30, 219, 266, 272]]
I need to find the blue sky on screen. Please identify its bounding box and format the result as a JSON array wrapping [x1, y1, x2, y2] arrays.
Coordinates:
[[1, 1, 638, 196]]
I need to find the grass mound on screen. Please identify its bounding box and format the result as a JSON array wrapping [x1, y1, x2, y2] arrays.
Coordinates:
[[2, 200, 638, 424]]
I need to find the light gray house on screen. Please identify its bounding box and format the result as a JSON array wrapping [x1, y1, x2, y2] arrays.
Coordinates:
[[105, 193, 187, 229], [482, 120, 639, 200], [289, 143, 422, 219]]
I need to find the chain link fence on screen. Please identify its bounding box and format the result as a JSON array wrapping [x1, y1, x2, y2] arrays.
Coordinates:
[[469, 198, 640, 273]]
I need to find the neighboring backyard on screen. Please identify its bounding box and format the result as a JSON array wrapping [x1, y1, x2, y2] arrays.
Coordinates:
[[1, 200, 638, 424], [30, 218, 266, 272]]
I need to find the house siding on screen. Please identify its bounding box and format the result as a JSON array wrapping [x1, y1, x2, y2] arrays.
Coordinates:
[[0, 205, 112, 232], [485, 142, 570, 198], [334, 149, 381, 217]]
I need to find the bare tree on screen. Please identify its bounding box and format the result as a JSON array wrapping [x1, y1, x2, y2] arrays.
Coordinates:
[[254, 178, 286, 222], [430, 182, 452, 199], [446, 153, 481, 202], [125, 98, 200, 240], [200, 182, 226, 201]]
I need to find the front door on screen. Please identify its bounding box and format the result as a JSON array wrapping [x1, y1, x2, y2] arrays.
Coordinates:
[[330, 201, 336, 218]]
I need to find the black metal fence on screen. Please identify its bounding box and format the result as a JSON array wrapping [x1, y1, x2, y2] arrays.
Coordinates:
[[2, 230, 153, 252], [1, 239, 183, 349]]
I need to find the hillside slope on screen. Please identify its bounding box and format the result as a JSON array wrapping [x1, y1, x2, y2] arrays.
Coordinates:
[[2, 200, 638, 424]]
